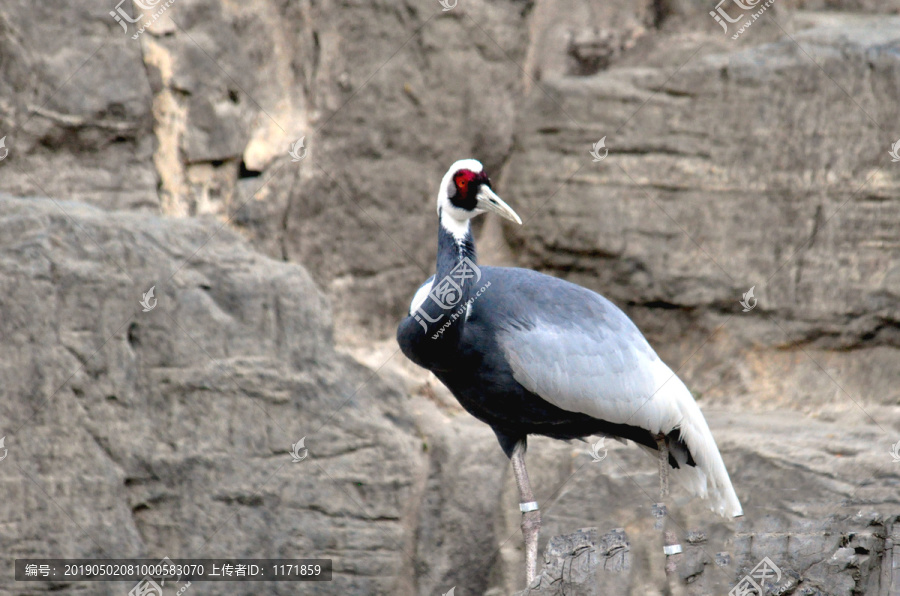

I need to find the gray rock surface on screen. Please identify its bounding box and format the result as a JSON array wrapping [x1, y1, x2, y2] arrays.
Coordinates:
[[1, 0, 900, 595], [515, 527, 632, 596], [513, 514, 900, 596], [0, 2, 158, 210], [0, 196, 424, 595]]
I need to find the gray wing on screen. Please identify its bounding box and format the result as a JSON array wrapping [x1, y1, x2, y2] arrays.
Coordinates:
[[484, 268, 743, 517], [487, 269, 683, 434]]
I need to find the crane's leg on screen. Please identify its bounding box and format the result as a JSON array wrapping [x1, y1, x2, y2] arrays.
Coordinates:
[[511, 440, 541, 586], [655, 435, 682, 579], [656, 434, 669, 498]]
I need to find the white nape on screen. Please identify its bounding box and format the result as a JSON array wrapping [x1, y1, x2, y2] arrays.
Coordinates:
[[439, 211, 472, 243]]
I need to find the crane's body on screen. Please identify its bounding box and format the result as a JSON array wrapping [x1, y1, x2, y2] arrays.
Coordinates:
[[397, 159, 742, 586]]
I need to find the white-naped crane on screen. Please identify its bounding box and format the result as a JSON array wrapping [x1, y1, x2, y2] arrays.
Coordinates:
[[397, 159, 742, 586]]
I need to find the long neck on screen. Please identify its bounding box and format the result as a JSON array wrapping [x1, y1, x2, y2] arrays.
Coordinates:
[[412, 212, 477, 347], [436, 212, 476, 279]]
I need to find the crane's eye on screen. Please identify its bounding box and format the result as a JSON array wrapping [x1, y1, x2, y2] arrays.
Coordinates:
[[448, 169, 481, 211], [454, 172, 471, 195]]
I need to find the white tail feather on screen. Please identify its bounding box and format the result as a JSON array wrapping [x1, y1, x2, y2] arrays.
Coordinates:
[[655, 377, 743, 517]]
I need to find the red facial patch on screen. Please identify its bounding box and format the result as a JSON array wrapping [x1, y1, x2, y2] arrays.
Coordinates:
[[453, 169, 478, 196]]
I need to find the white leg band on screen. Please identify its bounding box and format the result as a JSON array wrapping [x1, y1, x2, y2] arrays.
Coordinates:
[[663, 544, 682, 555], [519, 501, 539, 513]]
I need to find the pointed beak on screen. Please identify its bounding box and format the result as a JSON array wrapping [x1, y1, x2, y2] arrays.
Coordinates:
[[476, 185, 522, 225]]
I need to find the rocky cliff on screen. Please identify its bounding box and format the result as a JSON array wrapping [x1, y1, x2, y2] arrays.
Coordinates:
[[1, 0, 899, 594]]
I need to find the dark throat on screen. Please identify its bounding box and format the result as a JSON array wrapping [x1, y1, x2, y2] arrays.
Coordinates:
[[436, 214, 476, 279]]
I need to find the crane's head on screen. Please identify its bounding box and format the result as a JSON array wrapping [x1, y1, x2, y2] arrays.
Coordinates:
[[437, 159, 522, 231]]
